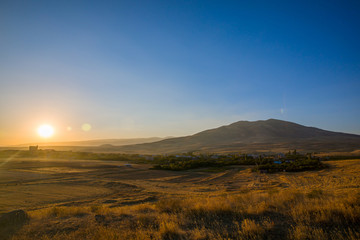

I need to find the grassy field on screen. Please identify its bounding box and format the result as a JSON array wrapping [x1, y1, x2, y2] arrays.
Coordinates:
[[0, 157, 359, 239]]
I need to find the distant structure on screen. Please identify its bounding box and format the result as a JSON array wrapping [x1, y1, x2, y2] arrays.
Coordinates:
[[29, 145, 38, 152]]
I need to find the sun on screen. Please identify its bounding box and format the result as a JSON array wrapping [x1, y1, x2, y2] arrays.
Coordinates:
[[37, 124, 54, 138]]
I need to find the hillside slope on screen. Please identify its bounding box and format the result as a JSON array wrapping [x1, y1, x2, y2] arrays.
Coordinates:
[[99, 119, 360, 154]]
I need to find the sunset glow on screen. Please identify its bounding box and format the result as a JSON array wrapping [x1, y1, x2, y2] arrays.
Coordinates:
[[37, 125, 55, 138], [0, 0, 359, 146]]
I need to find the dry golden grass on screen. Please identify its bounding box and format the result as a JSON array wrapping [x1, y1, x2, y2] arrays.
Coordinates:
[[2, 159, 360, 239], [9, 187, 360, 240]]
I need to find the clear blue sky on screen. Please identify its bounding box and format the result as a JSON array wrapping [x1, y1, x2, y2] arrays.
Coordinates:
[[1, 0, 359, 144]]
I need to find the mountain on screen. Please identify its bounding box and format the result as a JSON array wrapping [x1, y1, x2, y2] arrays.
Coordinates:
[[97, 119, 360, 154]]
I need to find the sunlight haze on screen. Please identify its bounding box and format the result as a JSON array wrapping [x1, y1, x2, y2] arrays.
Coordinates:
[[1, 2, 360, 239], [1, 0, 359, 145]]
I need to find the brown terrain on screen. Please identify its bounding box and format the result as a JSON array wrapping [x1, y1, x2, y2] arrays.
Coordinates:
[[0, 156, 359, 239], [1, 120, 359, 239], [109, 119, 360, 154]]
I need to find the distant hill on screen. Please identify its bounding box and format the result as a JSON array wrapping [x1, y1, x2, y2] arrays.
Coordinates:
[[17, 137, 167, 147], [97, 119, 360, 154]]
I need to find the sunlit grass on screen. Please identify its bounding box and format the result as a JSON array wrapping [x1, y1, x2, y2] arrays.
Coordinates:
[[11, 187, 360, 240], [5, 159, 360, 240]]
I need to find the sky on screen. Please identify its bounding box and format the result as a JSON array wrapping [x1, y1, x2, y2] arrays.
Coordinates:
[[1, 0, 360, 145]]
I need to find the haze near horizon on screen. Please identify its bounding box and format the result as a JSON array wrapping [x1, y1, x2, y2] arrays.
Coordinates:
[[1, 0, 360, 145]]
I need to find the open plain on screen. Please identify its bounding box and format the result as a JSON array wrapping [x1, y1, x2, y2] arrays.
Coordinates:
[[0, 157, 359, 239]]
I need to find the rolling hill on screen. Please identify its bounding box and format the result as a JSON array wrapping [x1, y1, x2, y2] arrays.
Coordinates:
[[16, 137, 168, 147], [95, 119, 360, 154]]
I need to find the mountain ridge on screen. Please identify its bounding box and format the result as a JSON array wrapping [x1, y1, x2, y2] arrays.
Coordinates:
[[95, 119, 360, 154]]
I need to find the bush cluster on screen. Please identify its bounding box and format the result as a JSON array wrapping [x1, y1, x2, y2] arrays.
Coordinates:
[[252, 159, 327, 173]]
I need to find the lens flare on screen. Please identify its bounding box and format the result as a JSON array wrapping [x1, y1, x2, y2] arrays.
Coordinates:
[[81, 123, 91, 131]]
